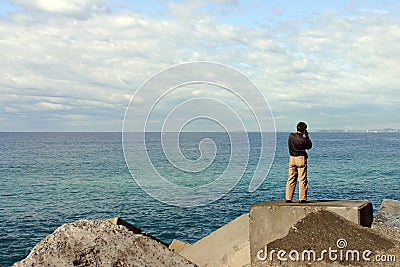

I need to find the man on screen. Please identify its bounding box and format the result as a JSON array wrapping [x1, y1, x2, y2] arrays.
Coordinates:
[[286, 122, 312, 203]]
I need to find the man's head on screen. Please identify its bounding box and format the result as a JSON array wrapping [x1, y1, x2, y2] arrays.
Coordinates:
[[296, 122, 308, 133]]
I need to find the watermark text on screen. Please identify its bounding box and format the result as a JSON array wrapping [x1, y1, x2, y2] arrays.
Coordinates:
[[257, 238, 396, 263]]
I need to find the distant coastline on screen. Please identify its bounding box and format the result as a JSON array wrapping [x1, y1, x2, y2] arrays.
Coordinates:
[[312, 128, 400, 133]]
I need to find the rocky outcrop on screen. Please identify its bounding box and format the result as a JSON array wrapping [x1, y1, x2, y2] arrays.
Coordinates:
[[13, 199, 400, 267], [13, 219, 195, 267]]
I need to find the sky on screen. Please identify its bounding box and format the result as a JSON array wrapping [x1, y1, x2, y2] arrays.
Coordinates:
[[0, 0, 399, 132]]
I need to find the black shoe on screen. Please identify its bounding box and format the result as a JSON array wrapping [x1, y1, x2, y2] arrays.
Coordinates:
[[299, 200, 309, 203], [285, 199, 293, 203]]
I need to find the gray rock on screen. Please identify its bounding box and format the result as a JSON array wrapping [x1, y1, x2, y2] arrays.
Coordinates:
[[373, 199, 400, 229], [13, 219, 195, 267]]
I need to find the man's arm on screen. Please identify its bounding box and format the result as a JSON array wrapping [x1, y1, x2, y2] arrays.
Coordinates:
[[304, 130, 312, 149]]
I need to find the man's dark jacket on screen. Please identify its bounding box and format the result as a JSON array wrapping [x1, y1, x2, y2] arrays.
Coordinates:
[[288, 133, 312, 157]]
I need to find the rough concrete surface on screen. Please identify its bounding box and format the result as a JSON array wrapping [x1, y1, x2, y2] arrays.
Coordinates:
[[373, 199, 400, 229], [249, 200, 373, 265], [13, 219, 195, 267], [260, 210, 400, 267]]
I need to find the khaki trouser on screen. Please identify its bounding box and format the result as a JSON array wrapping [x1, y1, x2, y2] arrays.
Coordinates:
[[286, 156, 308, 201]]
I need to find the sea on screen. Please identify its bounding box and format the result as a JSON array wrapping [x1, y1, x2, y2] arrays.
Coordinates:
[[1, 131, 399, 266]]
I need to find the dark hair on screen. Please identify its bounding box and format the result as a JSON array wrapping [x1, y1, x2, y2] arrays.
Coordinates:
[[297, 122, 307, 133]]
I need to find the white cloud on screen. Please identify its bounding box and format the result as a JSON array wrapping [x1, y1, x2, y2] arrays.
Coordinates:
[[12, 0, 108, 17], [36, 101, 73, 110], [0, 1, 399, 131]]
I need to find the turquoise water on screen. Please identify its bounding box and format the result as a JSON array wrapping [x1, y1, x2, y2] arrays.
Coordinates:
[[1, 132, 399, 266]]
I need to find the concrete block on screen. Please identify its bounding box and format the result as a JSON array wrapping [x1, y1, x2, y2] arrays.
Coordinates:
[[169, 239, 192, 254], [178, 213, 250, 267], [249, 200, 373, 265], [373, 199, 400, 229]]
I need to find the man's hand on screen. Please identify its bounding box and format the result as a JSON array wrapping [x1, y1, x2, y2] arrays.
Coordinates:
[[305, 130, 309, 138]]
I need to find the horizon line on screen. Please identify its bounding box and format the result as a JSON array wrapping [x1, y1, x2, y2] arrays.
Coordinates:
[[0, 129, 398, 133]]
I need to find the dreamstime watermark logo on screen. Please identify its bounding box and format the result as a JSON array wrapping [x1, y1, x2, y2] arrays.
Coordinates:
[[122, 62, 276, 207], [257, 238, 397, 263]]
